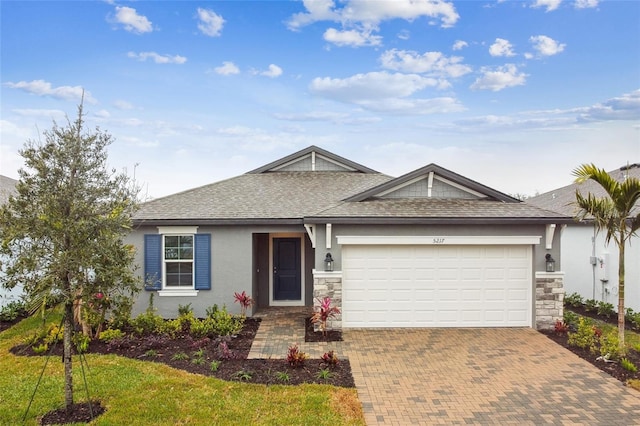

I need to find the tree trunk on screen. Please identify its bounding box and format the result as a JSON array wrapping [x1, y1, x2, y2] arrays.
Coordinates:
[[618, 238, 625, 352], [63, 300, 74, 410]]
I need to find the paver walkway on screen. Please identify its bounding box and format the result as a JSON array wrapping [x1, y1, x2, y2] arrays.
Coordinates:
[[250, 308, 640, 425]]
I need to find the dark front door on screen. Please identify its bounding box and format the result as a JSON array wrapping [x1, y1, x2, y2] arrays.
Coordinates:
[[273, 238, 301, 301]]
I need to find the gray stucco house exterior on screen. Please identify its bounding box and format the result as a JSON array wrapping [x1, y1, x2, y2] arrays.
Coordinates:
[[0, 175, 22, 308], [528, 164, 640, 311], [130, 146, 571, 329]]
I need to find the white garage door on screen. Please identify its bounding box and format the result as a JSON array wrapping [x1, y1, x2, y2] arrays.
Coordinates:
[[342, 245, 532, 328]]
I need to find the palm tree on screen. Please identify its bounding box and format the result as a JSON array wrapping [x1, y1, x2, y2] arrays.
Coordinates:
[[573, 164, 640, 350]]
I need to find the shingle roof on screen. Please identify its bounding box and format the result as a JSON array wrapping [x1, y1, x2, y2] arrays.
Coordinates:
[[527, 164, 640, 217], [0, 175, 17, 205], [134, 171, 393, 224], [307, 198, 569, 224], [133, 146, 571, 226]]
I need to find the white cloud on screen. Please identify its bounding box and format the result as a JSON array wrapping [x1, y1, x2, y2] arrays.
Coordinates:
[[287, 0, 341, 30], [287, 0, 459, 46], [529, 35, 566, 57], [357, 97, 465, 115], [259, 64, 283, 78], [452, 40, 468, 50], [273, 111, 383, 125], [111, 6, 153, 34], [196, 8, 225, 37], [308, 71, 462, 114], [213, 61, 240, 75], [310, 71, 439, 102], [380, 49, 472, 78], [113, 100, 134, 110], [3, 80, 97, 103], [323, 27, 382, 47], [397, 30, 410, 40], [127, 51, 187, 64], [489, 38, 515, 57], [531, 0, 563, 12], [577, 90, 640, 121], [94, 109, 110, 118], [470, 64, 527, 91], [575, 0, 598, 8]]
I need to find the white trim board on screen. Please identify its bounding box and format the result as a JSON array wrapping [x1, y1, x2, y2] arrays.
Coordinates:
[[337, 235, 541, 245]]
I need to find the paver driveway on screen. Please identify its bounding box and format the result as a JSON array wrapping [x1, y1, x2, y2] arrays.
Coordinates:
[[345, 328, 640, 425], [250, 309, 640, 425]]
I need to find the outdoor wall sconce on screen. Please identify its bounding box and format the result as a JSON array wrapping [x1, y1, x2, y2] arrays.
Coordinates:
[[324, 253, 334, 272], [545, 253, 555, 272]]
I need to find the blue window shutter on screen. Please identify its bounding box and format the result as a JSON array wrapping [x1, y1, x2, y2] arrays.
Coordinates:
[[144, 234, 162, 290], [194, 234, 211, 290]]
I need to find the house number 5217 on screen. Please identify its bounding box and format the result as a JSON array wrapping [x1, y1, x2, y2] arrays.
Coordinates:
[[432, 238, 445, 244]]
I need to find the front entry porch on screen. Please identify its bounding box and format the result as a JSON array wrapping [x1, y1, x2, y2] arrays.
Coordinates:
[[252, 232, 315, 310]]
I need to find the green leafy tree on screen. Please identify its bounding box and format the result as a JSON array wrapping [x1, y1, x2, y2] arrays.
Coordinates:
[[0, 102, 140, 410], [573, 164, 640, 350]]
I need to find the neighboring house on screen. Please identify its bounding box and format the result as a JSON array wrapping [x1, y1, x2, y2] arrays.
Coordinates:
[[130, 146, 571, 329], [0, 175, 23, 307], [528, 164, 640, 312]]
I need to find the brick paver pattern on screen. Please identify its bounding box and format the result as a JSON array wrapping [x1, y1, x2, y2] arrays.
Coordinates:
[[250, 308, 640, 425]]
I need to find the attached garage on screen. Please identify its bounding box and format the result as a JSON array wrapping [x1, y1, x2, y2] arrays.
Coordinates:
[[339, 236, 538, 328]]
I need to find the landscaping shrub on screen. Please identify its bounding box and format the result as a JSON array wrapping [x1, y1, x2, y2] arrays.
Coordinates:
[[554, 320, 569, 335], [597, 301, 616, 318], [0, 299, 27, 322], [621, 358, 638, 373], [311, 297, 340, 336], [208, 306, 244, 336], [598, 330, 621, 360], [98, 328, 124, 343], [563, 311, 579, 328], [568, 317, 598, 353], [321, 351, 339, 366], [584, 299, 598, 312], [131, 309, 168, 335], [233, 291, 254, 316], [564, 292, 583, 308], [287, 344, 308, 367]]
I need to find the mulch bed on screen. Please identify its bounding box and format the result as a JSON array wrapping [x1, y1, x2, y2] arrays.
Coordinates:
[[7, 316, 355, 424], [540, 306, 640, 385], [40, 401, 105, 426], [304, 317, 343, 342]]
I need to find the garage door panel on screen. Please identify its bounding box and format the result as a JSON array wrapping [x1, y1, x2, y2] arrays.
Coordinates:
[[342, 244, 532, 328]]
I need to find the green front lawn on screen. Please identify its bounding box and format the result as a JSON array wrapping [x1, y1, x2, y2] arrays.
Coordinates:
[[0, 315, 364, 425]]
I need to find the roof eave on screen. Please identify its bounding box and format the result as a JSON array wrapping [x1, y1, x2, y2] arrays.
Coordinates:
[[132, 218, 305, 227], [304, 216, 574, 225]]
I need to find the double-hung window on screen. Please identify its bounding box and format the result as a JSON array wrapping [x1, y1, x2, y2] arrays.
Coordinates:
[[164, 235, 193, 287], [144, 227, 211, 296]]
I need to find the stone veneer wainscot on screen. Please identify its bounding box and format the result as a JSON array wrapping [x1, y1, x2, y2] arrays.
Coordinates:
[[535, 271, 565, 330], [312, 270, 343, 331]]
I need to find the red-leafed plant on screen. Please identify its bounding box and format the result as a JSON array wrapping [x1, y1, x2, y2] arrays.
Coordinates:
[[311, 297, 341, 336], [286, 344, 308, 367], [554, 319, 568, 335], [233, 291, 254, 316], [321, 350, 339, 366]]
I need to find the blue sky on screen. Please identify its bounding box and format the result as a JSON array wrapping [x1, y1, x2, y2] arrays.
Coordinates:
[[1, 0, 639, 199]]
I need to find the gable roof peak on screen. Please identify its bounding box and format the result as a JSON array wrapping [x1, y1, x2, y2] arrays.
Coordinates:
[[344, 162, 519, 203], [246, 145, 379, 174]]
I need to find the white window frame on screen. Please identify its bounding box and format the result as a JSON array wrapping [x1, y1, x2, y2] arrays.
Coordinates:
[[157, 226, 199, 297]]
